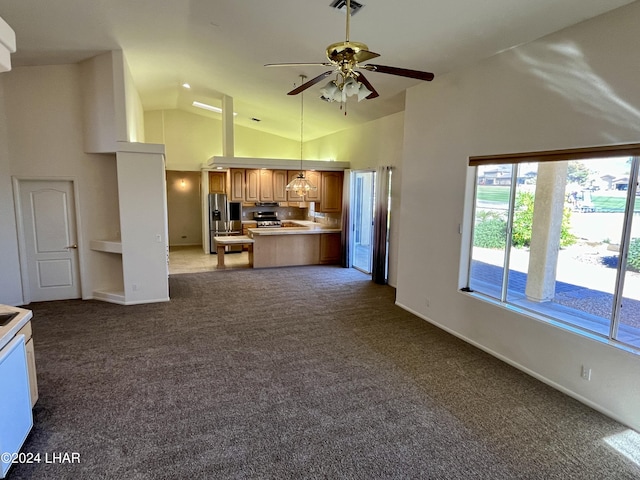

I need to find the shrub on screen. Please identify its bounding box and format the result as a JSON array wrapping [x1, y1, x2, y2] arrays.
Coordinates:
[[627, 237, 640, 272], [560, 207, 577, 248], [512, 192, 535, 247], [473, 192, 577, 250], [473, 211, 507, 249], [511, 191, 576, 248]]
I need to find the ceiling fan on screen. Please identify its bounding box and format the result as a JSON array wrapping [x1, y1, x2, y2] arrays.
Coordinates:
[[265, 0, 434, 103]]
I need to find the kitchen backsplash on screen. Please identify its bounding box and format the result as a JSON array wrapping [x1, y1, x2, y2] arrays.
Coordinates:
[[242, 206, 307, 221]]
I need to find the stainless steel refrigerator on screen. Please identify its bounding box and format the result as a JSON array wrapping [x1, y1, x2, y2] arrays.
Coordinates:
[[209, 193, 242, 253]]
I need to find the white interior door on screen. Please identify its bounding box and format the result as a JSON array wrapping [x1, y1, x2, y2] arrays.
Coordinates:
[[18, 179, 81, 302]]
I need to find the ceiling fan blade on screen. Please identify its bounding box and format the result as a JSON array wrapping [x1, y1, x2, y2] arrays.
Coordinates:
[[287, 71, 334, 95], [354, 49, 380, 63], [265, 62, 332, 68], [355, 72, 379, 99], [362, 64, 434, 81]]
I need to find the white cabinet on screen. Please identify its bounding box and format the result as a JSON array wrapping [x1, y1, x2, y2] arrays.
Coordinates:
[[0, 335, 32, 479], [17, 322, 38, 407]]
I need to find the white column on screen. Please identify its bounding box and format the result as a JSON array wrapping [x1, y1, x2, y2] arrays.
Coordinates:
[[525, 161, 568, 302], [222, 95, 234, 157]]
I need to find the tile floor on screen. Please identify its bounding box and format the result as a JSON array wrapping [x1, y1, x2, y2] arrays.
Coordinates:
[[169, 245, 252, 274]]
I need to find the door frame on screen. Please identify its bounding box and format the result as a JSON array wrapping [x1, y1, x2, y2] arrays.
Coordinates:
[[12, 176, 86, 304], [350, 169, 376, 274]]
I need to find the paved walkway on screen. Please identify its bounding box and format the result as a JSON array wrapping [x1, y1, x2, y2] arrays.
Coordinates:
[[469, 247, 640, 347]]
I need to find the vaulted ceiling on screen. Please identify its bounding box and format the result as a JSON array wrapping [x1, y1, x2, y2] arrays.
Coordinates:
[[0, 0, 634, 141]]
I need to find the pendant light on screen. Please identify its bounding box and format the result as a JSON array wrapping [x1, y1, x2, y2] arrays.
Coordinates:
[[286, 75, 317, 198]]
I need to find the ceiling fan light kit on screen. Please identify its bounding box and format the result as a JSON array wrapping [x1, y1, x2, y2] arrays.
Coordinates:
[[320, 77, 372, 103], [266, 0, 434, 111]]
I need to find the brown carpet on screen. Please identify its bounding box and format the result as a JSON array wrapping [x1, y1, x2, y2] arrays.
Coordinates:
[[8, 266, 639, 479]]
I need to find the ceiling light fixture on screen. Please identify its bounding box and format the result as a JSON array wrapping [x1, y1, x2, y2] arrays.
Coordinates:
[[192, 101, 238, 116], [320, 74, 372, 104], [182, 83, 191, 89], [286, 75, 317, 198]]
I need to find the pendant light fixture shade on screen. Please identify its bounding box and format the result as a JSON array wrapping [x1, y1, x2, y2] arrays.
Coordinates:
[[286, 75, 317, 198], [286, 172, 316, 197]]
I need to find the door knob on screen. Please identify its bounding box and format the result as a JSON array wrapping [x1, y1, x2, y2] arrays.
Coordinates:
[[65, 244, 78, 249]]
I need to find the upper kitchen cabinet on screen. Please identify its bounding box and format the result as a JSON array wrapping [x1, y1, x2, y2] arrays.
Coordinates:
[[273, 170, 288, 202], [318, 171, 343, 213], [229, 169, 245, 202], [209, 171, 226, 194], [305, 171, 321, 202], [287, 170, 321, 202], [287, 170, 304, 202], [259, 170, 274, 202], [245, 169, 260, 202]]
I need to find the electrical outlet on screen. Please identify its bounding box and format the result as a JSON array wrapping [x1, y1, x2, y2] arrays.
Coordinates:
[[581, 365, 592, 381], [425, 297, 431, 308], [132, 283, 138, 292], [155, 234, 162, 243]]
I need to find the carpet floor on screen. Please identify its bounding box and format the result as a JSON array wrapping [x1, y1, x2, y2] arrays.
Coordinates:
[[8, 266, 640, 479]]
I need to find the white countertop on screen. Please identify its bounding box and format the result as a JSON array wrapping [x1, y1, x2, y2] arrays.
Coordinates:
[[248, 221, 341, 236], [0, 305, 33, 351]]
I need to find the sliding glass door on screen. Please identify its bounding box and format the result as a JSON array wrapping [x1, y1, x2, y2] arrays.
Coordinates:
[[351, 171, 376, 273]]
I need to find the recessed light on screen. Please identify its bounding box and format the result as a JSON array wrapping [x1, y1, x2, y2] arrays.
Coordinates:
[[182, 83, 191, 89]]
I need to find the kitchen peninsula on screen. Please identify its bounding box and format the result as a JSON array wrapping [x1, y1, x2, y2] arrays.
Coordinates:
[[247, 221, 341, 268]]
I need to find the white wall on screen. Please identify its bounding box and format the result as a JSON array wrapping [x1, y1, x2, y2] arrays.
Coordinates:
[[122, 53, 145, 143], [0, 77, 23, 305], [397, 3, 640, 430], [117, 148, 169, 304], [2, 64, 121, 303], [80, 50, 144, 152], [306, 112, 405, 287]]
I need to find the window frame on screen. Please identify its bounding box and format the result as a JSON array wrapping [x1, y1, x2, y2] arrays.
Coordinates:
[[464, 144, 640, 354]]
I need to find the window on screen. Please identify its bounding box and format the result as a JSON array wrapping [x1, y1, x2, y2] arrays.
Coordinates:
[[466, 146, 640, 352]]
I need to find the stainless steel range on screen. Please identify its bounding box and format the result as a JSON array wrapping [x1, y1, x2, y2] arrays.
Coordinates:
[[253, 211, 282, 228]]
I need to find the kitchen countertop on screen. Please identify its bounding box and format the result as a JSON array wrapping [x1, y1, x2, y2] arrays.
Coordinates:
[[0, 305, 33, 351], [248, 221, 341, 236]]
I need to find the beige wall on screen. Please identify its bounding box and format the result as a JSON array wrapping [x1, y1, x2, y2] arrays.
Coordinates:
[[166, 171, 202, 246], [306, 112, 405, 287], [145, 109, 300, 170], [1, 64, 121, 303], [397, 3, 640, 431]]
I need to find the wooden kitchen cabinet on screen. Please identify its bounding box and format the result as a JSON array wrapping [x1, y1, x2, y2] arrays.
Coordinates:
[[287, 170, 304, 201], [273, 170, 288, 202], [319, 233, 341, 264], [245, 169, 260, 202], [318, 171, 343, 213], [229, 169, 245, 202], [305, 170, 321, 202], [287, 170, 321, 202], [259, 169, 274, 202], [209, 171, 226, 194]]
